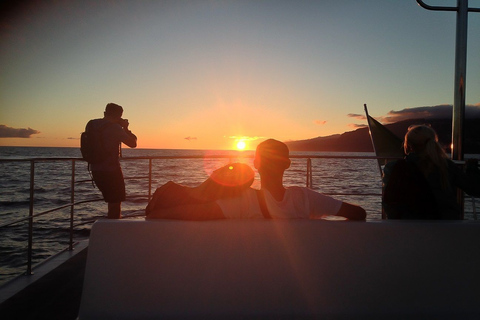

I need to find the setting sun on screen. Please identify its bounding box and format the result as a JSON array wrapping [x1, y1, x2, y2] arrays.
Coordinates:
[[236, 140, 246, 150]]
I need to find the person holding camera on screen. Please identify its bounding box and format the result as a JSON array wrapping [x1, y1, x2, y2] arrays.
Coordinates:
[[87, 103, 137, 219]]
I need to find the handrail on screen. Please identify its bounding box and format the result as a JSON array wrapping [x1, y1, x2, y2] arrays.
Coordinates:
[[0, 154, 399, 162], [27, 160, 34, 275], [0, 198, 105, 229], [416, 0, 480, 12], [306, 158, 313, 188], [2, 153, 443, 279], [416, 0, 457, 11], [1, 153, 479, 279]]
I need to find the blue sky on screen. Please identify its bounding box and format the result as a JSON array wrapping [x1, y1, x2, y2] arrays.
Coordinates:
[[1, 0, 479, 150]]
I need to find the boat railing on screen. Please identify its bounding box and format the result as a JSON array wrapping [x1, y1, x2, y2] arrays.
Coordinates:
[[0, 154, 475, 279]]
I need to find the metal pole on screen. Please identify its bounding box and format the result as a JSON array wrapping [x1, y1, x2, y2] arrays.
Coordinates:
[[306, 158, 313, 188], [416, 0, 480, 219], [148, 158, 153, 201], [69, 159, 75, 250], [27, 160, 35, 275], [416, 0, 469, 160], [452, 0, 468, 162], [452, 0, 469, 217]]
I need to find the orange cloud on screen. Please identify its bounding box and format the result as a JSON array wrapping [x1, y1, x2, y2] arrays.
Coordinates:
[[349, 123, 367, 129], [314, 120, 327, 125], [228, 135, 263, 142]]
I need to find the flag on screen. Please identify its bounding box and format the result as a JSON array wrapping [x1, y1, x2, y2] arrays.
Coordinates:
[[364, 104, 404, 175], [364, 104, 405, 220]]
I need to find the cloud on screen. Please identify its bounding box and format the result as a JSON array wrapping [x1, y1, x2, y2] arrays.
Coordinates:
[[314, 120, 327, 125], [349, 123, 367, 129], [348, 114, 366, 120], [347, 114, 367, 128], [0, 125, 40, 138], [184, 136, 197, 141], [346, 104, 480, 129], [378, 104, 480, 123], [228, 136, 263, 142]]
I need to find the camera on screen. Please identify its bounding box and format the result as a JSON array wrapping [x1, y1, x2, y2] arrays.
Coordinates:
[[118, 118, 129, 128]]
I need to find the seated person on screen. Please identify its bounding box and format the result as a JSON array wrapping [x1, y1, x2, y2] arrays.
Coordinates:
[[146, 139, 366, 221], [145, 162, 256, 215], [383, 125, 480, 220]]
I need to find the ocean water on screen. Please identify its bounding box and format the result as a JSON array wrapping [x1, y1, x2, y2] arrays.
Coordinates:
[[0, 146, 477, 285]]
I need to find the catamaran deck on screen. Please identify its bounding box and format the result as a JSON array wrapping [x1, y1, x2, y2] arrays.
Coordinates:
[[0, 241, 88, 320]]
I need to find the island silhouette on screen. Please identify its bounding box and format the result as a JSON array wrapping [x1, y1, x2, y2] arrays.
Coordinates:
[[285, 118, 480, 153]]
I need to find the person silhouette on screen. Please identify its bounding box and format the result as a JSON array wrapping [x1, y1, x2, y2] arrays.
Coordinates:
[[86, 103, 137, 219], [383, 125, 480, 219]]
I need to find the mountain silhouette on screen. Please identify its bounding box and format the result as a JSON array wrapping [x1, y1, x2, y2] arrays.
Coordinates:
[[285, 118, 480, 153]]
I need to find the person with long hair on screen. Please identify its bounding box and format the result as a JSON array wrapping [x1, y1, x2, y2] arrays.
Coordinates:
[[383, 125, 480, 219]]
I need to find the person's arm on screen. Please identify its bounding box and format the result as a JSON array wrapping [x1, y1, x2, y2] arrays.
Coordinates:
[[118, 119, 137, 148], [336, 202, 367, 221], [304, 187, 366, 221], [146, 202, 226, 220], [122, 129, 137, 148], [452, 159, 480, 196]]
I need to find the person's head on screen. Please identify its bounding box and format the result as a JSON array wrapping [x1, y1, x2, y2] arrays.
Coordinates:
[[104, 103, 123, 120], [404, 124, 448, 185], [254, 139, 291, 174], [404, 125, 445, 157]]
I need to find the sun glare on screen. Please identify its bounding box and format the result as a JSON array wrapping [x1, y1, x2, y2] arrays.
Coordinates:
[[236, 140, 246, 150]]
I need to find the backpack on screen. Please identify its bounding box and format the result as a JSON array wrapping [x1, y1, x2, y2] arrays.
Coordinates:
[[80, 120, 113, 165]]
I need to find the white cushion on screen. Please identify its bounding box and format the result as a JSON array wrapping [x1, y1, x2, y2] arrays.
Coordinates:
[[79, 219, 480, 319]]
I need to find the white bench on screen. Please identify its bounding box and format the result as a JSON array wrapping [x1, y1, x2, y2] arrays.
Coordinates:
[[79, 219, 480, 319]]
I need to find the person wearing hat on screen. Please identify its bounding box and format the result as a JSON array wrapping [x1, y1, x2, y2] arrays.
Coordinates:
[[86, 103, 137, 219], [147, 139, 366, 221]]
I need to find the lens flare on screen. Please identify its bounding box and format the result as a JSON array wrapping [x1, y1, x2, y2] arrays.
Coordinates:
[[236, 140, 246, 150]]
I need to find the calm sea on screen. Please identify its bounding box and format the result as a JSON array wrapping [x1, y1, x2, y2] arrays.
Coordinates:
[[0, 146, 478, 284]]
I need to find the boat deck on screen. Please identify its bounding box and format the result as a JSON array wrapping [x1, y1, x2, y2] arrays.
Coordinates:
[[0, 242, 88, 320]]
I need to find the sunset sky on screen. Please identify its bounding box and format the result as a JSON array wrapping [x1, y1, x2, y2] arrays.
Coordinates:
[[1, 0, 479, 150]]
